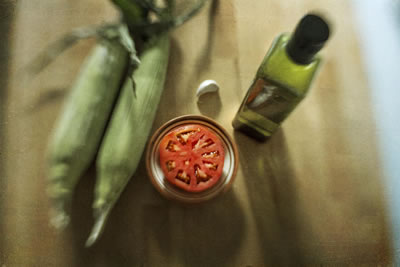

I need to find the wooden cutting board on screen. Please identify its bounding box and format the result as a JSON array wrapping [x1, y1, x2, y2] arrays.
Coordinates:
[[0, 0, 393, 266]]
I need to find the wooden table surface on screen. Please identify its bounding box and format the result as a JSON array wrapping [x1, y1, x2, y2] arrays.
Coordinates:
[[0, 0, 394, 266]]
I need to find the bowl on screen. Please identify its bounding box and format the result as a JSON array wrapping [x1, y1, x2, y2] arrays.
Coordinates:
[[146, 115, 239, 203]]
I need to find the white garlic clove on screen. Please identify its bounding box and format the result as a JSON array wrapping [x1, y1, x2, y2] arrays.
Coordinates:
[[196, 80, 219, 98]]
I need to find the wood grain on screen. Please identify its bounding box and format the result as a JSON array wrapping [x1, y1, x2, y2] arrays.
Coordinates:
[[1, 0, 393, 266]]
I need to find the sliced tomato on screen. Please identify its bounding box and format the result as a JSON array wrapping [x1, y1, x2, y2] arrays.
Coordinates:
[[159, 124, 225, 192]]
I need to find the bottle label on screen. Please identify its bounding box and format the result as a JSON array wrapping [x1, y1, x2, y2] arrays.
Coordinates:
[[244, 78, 297, 124]]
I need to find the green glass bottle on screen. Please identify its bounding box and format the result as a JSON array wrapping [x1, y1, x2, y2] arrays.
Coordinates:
[[232, 14, 330, 141]]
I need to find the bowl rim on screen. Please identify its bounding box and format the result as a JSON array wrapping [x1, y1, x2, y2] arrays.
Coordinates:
[[145, 114, 239, 204]]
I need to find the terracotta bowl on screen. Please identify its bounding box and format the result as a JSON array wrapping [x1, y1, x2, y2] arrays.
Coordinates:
[[146, 115, 239, 204]]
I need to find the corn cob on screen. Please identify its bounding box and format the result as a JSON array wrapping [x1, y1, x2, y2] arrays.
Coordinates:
[[86, 34, 170, 246], [47, 39, 128, 229]]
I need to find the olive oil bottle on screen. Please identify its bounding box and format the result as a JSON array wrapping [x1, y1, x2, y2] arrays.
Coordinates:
[[232, 14, 330, 141]]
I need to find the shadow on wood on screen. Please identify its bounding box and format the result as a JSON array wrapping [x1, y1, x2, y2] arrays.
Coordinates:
[[234, 129, 307, 266], [0, 1, 14, 265]]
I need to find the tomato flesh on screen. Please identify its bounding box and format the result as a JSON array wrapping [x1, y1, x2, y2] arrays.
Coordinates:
[[159, 124, 225, 192]]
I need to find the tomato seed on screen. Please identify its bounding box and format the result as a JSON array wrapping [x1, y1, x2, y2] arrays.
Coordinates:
[[203, 161, 218, 170], [202, 151, 219, 158], [166, 140, 180, 152], [191, 139, 199, 149], [201, 138, 214, 148], [176, 170, 190, 184], [166, 160, 176, 171], [193, 134, 205, 150], [177, 130, 196, 144], [195, 164, 211, 183]]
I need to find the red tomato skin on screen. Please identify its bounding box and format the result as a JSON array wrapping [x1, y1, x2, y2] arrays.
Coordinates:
[[159, 124, 225, 192]]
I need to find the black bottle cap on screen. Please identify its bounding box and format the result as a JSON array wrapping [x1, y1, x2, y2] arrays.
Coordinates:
[[286, 14, 330, 65]]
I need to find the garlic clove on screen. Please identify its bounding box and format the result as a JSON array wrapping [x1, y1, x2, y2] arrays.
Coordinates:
[[196, 80, 219, 98]]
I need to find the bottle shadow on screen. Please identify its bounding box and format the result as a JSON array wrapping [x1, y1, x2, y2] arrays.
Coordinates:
[[233, 129, 307, 266]]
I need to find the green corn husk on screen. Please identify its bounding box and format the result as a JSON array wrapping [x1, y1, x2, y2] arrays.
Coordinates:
[[47, 39, 128, 229], [85, 34, 170, 246]]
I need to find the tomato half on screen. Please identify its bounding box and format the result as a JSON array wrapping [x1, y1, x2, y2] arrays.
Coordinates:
[[159, 124, 225, 192]]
